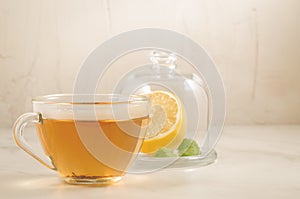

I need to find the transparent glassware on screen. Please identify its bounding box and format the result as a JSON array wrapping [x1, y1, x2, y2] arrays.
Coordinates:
[[114, 50, 216, 172], [13, 94, 149, 184]]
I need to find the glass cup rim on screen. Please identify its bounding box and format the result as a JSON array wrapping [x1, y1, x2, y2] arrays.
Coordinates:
[[32, 93, 148, 105]]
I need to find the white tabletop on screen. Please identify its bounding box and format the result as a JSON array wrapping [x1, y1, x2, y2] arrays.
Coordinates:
[[1, 125, 300, 199]]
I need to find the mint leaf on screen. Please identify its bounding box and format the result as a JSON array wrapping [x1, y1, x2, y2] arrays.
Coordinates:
[[177, 138, 200, 156], [154, 147, 177, 157]]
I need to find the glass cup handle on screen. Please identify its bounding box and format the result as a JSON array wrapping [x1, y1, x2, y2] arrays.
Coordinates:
[[13, 112, 56, 170]]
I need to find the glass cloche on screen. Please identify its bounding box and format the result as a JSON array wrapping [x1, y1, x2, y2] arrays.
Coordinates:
[[110, 50, 217, 173]]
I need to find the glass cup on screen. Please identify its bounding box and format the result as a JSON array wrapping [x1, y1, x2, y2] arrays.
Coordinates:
[[13, 94, 149, 185]]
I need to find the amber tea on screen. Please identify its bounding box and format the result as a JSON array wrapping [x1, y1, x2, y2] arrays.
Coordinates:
[[36, 117, 147, 183]]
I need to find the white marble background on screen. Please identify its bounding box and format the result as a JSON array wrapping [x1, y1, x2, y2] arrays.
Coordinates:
[[0, 0, 300, 127]]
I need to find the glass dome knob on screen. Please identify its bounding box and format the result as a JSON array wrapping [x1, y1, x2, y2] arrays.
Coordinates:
[[150, 51, 177, 71]]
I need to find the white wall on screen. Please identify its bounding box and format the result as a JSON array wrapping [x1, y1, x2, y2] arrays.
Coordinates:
[[1, 0, 300, 127]]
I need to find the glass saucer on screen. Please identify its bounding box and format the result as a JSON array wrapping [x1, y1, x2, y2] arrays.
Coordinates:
[[129, 142, 217, 174]]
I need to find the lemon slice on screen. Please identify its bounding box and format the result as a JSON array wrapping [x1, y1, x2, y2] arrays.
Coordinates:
[[141, 90, 186, 153]]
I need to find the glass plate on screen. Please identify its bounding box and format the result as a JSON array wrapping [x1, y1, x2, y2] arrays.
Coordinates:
[[129, 148, 217, 173]]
